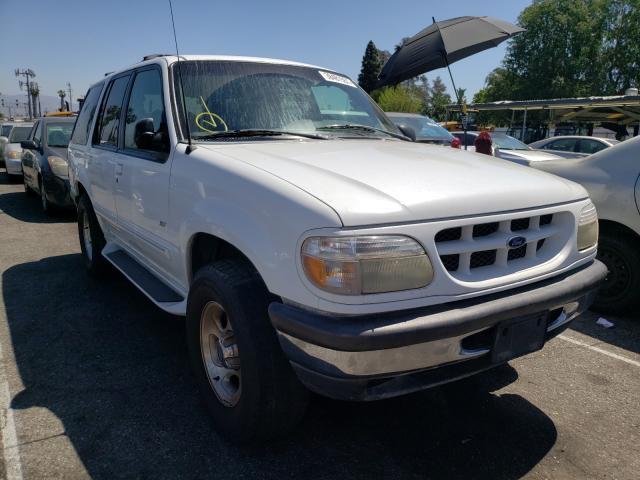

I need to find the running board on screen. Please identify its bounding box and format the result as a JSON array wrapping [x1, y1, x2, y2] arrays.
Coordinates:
[[104, 249, 186, 310]]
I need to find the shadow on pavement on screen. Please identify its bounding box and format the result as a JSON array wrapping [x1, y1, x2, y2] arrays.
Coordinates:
[[3, 254, 558, 479], [0, 185, 75, 223], [0, 170, 21, 186]]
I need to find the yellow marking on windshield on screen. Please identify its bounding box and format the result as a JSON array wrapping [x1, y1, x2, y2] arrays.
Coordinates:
[[195, 96, 228, 133]]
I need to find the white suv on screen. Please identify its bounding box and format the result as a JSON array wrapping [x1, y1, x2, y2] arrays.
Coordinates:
[[68, 55, 606, 442]]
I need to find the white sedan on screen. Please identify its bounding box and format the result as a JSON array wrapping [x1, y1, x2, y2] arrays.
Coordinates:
[[530, 136, 640, 314], [452, 131, 563, 165], [529, 135, 619, 159]]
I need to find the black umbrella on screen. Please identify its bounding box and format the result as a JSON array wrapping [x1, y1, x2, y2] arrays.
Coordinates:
[[376, 16, 525, 90]]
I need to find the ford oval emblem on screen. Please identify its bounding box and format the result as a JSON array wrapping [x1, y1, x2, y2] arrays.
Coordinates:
[[507, 236, 527, 249]]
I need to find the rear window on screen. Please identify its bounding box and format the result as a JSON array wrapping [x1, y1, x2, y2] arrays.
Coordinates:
[[390, 115, 452, 141], [47, 123, 74, 147], [9, 126, 32, 143]]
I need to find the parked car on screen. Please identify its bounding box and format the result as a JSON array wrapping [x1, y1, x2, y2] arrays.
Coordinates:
[[529, 136, 619, 159], [386, 112, 456, 146], [68, 55, 606, 442], [3, 123, 34, 178], [21, 116, 76, 213], [530, 136, 640, 314], [0, 122, 17, 164], [453, 131, 564, 164]]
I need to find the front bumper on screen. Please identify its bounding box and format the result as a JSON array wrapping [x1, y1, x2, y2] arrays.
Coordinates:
[[4, 157, 22, 175], [269, 260, 607, 401]]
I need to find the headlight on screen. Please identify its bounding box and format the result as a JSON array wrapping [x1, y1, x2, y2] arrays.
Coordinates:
[[47, 156, 69, 177], [6, 151, 21, 159], [577, 202, 598, 251], [301, 235, 433, 295]]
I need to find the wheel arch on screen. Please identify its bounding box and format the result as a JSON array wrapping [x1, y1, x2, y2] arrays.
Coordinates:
[[598, 219, 640, 243], [187, 232, 266, 290]]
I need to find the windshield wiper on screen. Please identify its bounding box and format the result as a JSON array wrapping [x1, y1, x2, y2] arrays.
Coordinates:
[[316, 124, 411, 141], [194, 129, 327, 141]]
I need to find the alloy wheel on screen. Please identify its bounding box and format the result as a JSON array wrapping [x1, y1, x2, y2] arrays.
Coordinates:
[[200, 301, 241, 407]]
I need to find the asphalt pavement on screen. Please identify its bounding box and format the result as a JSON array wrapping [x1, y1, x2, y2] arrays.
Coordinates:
[[0, 168, 638, 480]]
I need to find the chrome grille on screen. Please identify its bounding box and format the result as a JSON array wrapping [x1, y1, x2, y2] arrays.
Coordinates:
[[435, 213, 562, 278]]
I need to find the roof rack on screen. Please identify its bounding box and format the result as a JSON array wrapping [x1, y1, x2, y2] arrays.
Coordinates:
[[142, 54, 172, 61]]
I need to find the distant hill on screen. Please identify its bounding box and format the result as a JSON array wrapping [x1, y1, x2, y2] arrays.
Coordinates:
[[1, 93, 74, 118]]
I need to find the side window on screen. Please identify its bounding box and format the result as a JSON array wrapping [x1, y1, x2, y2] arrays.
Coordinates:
[[32, 121, 43, 144], [70, 84, 104, 145], [93, 75, 131, 148], [547, 139, 577, 151], [123, 68, 168, 155], [578, 139, 606, 154]]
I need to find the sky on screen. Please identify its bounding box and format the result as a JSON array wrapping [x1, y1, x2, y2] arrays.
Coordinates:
[[0, 0, 531, 110]]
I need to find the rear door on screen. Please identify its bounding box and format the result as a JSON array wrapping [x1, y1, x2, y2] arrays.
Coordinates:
[[88, 74, 132, 230], [577, 139, 607, 155]]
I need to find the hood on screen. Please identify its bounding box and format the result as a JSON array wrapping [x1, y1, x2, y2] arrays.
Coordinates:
[[496, 148, 564, 164], [200, 139, 588, 226], [5, 143, 23, 153]]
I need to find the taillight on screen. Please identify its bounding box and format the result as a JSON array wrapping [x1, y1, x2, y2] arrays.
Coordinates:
[[451, 137, 461, 149]]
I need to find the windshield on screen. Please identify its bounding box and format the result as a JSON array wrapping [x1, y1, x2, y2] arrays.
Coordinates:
[[173, 61, 400, 141], [2, 125, 12, 137], [491, 133, 530, 150], [389, 115, 453, 141], [46, 123, 74, 147], [9, 126, 32, 143]]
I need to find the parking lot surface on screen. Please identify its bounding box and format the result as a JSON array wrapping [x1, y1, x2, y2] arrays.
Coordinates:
[[0, 168, 638, 480]]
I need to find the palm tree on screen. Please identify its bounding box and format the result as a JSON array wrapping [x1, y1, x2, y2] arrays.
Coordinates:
[[57, 90, 66, 111], [29, 82, 40, 117]]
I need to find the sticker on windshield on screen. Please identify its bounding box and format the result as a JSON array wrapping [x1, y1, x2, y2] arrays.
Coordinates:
[[318, 71, 357, 88]]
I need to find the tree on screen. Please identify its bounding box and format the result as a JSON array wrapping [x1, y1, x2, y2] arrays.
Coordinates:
[[57, 90, 66, 111], [376, 86, 423, 113], [481, 0, 640, 102], [358, 41, 382, 93], [425, 76, 452, 121]]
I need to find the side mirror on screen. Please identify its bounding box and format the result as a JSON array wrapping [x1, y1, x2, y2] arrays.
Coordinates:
[[397, 125, 416, 142], [134, 118, 168, 152], [21, 140, 39, 150]]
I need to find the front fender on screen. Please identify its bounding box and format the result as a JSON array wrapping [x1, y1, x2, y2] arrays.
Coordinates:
[[169, 146, 342, 307]]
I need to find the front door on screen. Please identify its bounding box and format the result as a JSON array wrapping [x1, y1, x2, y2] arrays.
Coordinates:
[[113, 66, 176, 281], [22, 120, 41, 189]]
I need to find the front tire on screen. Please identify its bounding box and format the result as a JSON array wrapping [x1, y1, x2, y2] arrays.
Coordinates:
[[23, 175, 35, 196], [77, 194, 108, 276], [186, 260, 308, 443], [40, 178, 52, 215], [594, 232, 640, 314]]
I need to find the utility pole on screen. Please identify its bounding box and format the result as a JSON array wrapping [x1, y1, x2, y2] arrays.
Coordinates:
[[66, 82, 73, 112], [15, 68, 36, 120]]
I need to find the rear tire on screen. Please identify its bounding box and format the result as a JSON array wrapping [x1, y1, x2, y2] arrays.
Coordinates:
[[593, 232, 640, 315], [186, 260, 308, 443], [77, 194, 108, 276]]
